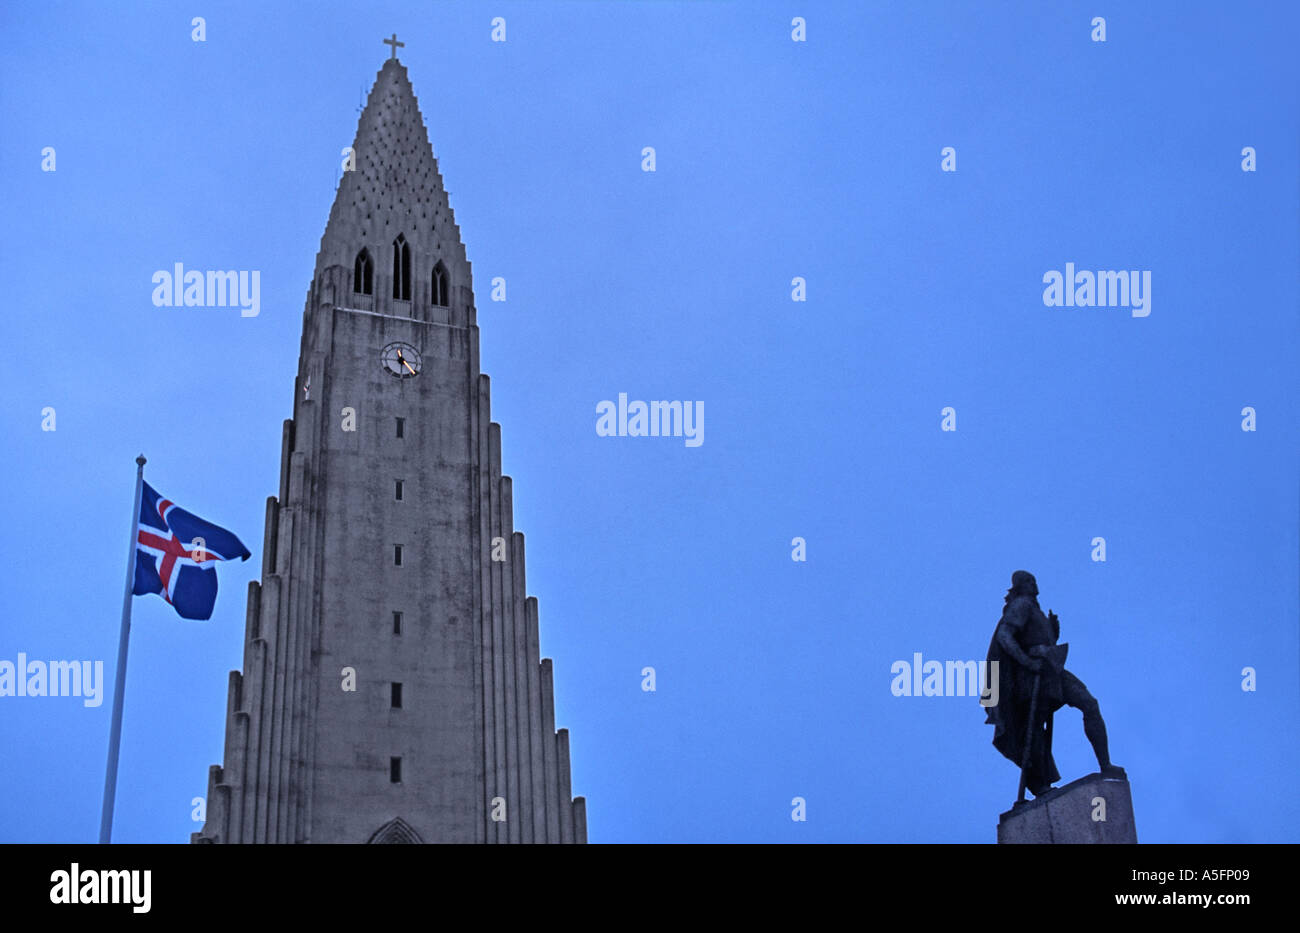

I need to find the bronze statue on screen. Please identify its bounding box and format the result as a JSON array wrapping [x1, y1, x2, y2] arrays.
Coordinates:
[[984, 570, 1124, 801]]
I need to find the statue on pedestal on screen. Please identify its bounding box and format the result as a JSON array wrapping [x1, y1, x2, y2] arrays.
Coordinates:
[[984, 570, 1125, 803]]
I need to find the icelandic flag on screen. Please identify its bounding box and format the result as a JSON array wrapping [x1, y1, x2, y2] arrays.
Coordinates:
[[132, 482, 251, 620]]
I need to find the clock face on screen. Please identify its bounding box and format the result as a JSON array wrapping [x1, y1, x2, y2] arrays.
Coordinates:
[[381, 342, 422, 379]]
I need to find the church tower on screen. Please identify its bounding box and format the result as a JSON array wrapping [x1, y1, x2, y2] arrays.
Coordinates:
[[193, 46, 587, 844]]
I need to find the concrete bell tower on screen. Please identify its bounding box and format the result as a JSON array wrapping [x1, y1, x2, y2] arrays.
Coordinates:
[[193, 46, 587, 844]]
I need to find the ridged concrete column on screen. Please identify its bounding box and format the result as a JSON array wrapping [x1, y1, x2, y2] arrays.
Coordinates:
[[498, 475, 521, 842], [488, 422, 510, 841], [525, 597, 546, 842], [557, 728, 574, 844], [509, 530, 534, 842], [539, 658, 560, 842], [252, 573, 280, 843], [220, 670, 245, 843], [468, 365, 486, 844], [573, 797, 587, 844], [237, 578, 263, 843], [477, 377, 500, 842]]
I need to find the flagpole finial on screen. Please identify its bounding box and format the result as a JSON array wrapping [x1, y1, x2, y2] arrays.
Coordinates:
[[136, 454, 146, 467]]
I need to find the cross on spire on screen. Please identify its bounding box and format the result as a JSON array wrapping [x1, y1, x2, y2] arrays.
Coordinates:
[[383, 33, 404, 60]]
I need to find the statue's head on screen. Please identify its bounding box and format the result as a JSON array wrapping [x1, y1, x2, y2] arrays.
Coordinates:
[[1010, 570, 1038, 598]]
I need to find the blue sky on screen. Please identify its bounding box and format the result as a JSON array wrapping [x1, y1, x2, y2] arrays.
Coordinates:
[[1, 0, 1297, 843]]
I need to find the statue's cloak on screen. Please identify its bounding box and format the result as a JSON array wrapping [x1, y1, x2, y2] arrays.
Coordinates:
[[983, 601, 1069, 791]]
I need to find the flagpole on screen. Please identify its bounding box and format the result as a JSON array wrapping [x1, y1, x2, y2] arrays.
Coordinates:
[[100, 454, 146, 844]]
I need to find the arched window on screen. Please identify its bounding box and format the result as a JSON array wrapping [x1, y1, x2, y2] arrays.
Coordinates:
[[367, 817, 423, 844], [432, 261, 449, 307], [353, 248, 373, 295], [392, 234, 411, 301]]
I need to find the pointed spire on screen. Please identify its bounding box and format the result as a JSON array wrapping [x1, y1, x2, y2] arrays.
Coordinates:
[[315, 55, 470, 311]]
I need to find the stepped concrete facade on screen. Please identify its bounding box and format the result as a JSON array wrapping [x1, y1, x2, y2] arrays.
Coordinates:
[[192, 54, 586, 844]]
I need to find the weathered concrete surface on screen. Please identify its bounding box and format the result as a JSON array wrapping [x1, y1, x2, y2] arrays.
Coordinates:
[[998, 772, 1137, 844], [192, 56, 586, 844]]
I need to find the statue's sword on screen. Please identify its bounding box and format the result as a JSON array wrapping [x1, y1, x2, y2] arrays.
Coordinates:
[[1015, 643, 1069, 804], [1016, 671, 1042, 804]]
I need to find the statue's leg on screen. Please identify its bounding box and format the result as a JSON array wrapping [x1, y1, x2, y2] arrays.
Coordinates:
[[1062, 671, 1120, 774], [1027, 720, 1052, 796]]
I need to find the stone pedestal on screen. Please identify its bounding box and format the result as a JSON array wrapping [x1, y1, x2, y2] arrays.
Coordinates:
[[998, 772, 1137, 844]]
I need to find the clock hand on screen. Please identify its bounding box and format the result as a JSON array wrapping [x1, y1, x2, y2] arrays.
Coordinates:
[[393, 348, 416, 374]]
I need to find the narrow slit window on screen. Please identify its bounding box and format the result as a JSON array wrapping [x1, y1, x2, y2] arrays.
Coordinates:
[[395, 479, 403, 501], [392, 611, 402, 635], [395, 417, 405, 438], [391, 683, 403, 708], [393, 544, 403, 566], [432, 261, 449, 307], [353, 248, 373, 295], [390, 757, 402, 784], [392, 234, 411, 301]]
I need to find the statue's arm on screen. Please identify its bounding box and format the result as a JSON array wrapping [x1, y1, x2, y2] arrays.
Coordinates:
[[995, 601, 1040, 670], [995, 624, 1037, 669]]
